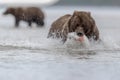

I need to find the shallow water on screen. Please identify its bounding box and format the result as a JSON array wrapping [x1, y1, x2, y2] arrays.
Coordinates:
[[0, 6, 120, 80]]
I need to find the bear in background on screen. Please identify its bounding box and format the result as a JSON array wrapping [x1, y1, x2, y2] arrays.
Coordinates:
[[3, 7, 45, 27]]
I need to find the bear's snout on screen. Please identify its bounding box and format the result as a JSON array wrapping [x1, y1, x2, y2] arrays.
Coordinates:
[[77, 32, 84, 37], [3, 11, 7, 15]]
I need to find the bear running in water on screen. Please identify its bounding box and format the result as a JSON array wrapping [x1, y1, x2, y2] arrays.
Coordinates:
[[47, 11, 100, 43]]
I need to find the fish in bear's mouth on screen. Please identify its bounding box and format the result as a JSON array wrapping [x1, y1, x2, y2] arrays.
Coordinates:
[[75, 32, 85, 42], [68, 32, 85, 42], [66, 32, 90, 49]]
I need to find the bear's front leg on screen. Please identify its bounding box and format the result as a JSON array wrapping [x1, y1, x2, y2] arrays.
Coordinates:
[[36, 19, 44, 27], [28, 21, 32, 27], [15, 18, 20, 27]]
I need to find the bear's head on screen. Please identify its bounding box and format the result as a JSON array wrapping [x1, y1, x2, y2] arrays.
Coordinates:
[[3, 8, 15, 15], [68, 11, 95, 35]]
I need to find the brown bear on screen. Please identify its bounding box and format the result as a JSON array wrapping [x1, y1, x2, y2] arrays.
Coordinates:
[[47, 11, 100, 43], [3, 7, 45, 27]]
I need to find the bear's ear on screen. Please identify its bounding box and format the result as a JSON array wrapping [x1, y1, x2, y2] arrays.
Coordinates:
[[87, 12, 91, 16], [8, 8, 15, 12], [73, 10, 79, 16], [8, 8, 14, 10]]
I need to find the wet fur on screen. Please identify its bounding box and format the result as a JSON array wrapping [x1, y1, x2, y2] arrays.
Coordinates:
[[47, 11, 100, 43]]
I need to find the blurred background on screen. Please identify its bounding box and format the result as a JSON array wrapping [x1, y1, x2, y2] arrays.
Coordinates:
[[1, 0, 120, 7], [0, 1, 120, 80], [54, 0, 120, 6]]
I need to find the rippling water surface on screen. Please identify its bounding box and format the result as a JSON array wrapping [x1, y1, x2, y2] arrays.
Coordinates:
[[0, 6, 120, 80]]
